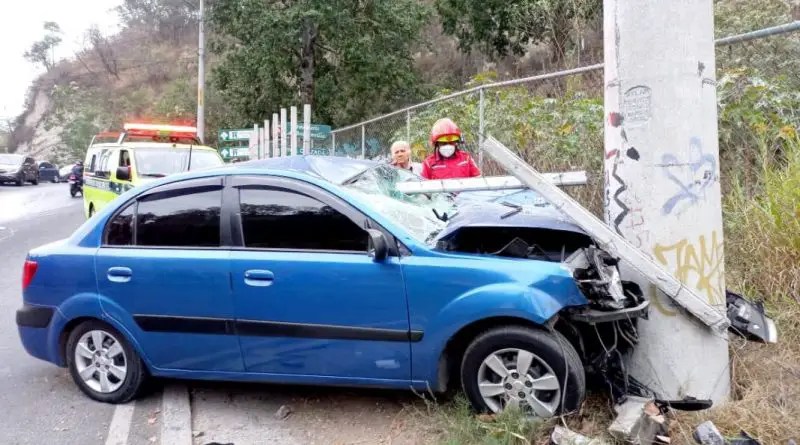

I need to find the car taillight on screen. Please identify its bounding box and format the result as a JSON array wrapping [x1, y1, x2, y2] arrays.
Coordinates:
[[69, 175, 76, 180], [22, 260, 38, 290]]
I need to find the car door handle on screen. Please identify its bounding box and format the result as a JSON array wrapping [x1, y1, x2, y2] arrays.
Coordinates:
[[107, 267, 132, 283], [244, 269, 274, 287]]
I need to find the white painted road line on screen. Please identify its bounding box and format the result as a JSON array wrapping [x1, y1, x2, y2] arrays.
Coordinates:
[[162, 384, 192, 445], [105, 401, 136, 445]]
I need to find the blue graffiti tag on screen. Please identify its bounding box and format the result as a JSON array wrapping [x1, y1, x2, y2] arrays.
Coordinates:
[[661, 137, 718, 215]]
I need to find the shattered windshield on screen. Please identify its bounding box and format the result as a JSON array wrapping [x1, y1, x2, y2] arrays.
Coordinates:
[[342, 164, 456, 244]]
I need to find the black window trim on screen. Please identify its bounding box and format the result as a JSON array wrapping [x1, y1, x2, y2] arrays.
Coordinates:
[[229, 175, 400, 257], [101, 176, 226, 249]]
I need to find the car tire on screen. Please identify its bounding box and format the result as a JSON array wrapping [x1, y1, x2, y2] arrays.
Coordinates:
[[31, 174, 39, 185], [65, 320, 147, 404], [460, 326, 585, 417], [15, 173, 23, 186]]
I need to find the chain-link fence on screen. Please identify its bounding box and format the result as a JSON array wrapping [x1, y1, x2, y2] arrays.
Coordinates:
[[325, 21, 799, 216]]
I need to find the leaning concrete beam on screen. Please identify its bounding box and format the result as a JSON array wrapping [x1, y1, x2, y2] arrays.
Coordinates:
[[395, 172, 588, 194], [481, 136, 730, 332]]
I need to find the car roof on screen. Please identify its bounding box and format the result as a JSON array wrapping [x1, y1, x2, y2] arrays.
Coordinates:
[[233, 156, 380, 184]]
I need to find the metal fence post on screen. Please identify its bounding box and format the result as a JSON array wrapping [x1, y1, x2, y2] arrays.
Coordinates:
[[272, 113, 279, 157], [264, 119, 272, 159], [478, 87, 485, 169], [361, 124, 365, 159], [332, 132, 336, 155], [303, 104, 311, 155], [253, 124, 259, 160], [280, 108, 288, 157], [406, 110, 411, 143], [290, 106, 298, 156]]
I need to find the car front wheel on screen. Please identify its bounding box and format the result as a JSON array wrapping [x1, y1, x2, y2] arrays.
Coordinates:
[[460, 326, 585, 417], [65, 320, 146, 404]]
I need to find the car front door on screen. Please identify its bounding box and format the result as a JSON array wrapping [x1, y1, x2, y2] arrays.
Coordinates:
[[228, 176, 412, 382], [95, 177, 243, 372]]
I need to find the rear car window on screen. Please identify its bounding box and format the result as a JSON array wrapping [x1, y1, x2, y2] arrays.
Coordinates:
[[136, 189, 222, 247]]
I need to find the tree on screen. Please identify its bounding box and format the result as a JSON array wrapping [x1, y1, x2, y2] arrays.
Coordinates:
[[208, 0, 431, 126], [435, 0, 601, 63], [23, 22, 63, 72]]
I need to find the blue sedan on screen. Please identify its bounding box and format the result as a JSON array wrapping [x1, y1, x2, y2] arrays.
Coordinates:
[[16, 156, 647, 415]]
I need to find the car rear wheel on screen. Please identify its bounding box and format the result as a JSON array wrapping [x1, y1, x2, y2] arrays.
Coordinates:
[[65, 320, 146, 404], [460, 326, 585, 417], [30, 174, 39, 185]]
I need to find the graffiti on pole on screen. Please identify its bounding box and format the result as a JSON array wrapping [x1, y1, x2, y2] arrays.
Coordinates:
[[659, 136, 718, 216], [653, 230, 725, 306]]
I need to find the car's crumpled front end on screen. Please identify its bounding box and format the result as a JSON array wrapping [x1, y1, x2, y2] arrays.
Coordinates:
[[431, 195, 650, 402]]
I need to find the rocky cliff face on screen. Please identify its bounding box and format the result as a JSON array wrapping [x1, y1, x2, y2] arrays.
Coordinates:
[[14, 88, 63, 161]]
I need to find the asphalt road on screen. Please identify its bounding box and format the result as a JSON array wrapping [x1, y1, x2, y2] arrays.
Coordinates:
[[0, 182, 113, 445], [0, 182, 431, 445]]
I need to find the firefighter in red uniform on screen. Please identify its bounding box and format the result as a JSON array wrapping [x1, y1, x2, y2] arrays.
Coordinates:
[[421, 118, 481, 180]]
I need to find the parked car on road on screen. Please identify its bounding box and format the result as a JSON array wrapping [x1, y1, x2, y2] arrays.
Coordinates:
[[16, 156, 648, 416], [0, 154, 39, 186], [38, 161, 60, 183]]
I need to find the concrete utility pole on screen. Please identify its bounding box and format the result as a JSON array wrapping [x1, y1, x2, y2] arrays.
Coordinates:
[[196, 0, 205, 143], [603, 1, 730, 403]]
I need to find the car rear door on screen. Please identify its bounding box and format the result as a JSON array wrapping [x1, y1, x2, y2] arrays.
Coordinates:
[[227, 175, 412, 382], [95, 177, 243, 372]]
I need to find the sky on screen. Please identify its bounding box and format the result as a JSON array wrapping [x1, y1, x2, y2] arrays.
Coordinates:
[[0, 0, 122, 122]]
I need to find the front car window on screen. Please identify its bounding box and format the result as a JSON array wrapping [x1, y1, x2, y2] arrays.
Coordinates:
[[239, 187, 367, 251], [133, 147, 223, 177]]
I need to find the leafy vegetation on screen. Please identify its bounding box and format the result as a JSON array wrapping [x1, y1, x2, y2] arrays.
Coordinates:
[[436, 0, 601, 63], [207, 0, 432, 127], [23, 22, 63, 72]]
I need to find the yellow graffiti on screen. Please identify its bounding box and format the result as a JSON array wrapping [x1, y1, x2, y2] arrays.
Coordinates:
[[649, 284, 678, 317], [653, 231, 725, 306]]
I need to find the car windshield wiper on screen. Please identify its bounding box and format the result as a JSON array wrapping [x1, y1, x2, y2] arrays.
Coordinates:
[[139, 173, 167, 178]]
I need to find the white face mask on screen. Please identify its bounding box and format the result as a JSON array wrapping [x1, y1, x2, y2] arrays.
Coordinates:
[[438, 144, 456, 158]]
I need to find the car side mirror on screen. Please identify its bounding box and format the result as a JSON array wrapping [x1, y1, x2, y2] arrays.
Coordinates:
[[366, 229, 388, 262], [116, 166, 131, 181]]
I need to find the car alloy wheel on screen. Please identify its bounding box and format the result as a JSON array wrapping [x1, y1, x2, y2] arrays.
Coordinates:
[[477, 347, 561, 416], [460, 326, 585, 417], [66, 320, 146, 403], [74, 330, 128, 394]]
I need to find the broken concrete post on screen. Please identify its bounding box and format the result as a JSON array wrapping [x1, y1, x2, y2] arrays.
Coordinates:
[[608, 396, 668, 445], [602, 0, 731, 404]]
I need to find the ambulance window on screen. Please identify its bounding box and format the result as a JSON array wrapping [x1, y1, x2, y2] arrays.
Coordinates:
[[88, 154, 97, 173], [97, 150, 113, 177], [119, 150, 130, 167]]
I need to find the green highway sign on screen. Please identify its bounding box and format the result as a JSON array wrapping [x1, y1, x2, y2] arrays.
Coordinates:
[[218, 129, 253, 142], [289, 124, 331, 140], [219, 147, 250, 158]]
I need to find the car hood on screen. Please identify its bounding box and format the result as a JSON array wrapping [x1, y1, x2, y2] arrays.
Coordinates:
[[0, 164, 21, 170], [434, 189, 586, 242]]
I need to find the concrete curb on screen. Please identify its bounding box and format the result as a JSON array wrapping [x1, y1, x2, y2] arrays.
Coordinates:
[[162, 384, 192, 445]]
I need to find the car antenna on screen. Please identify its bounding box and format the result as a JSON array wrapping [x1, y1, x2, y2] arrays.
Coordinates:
[[187, 139, 194, 171]]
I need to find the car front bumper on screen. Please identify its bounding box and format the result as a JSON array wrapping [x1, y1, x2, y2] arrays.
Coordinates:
[[0, 172, 22, 181]]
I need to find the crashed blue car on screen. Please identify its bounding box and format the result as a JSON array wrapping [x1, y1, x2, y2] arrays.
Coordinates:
[[16, 156, 648, 415]]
